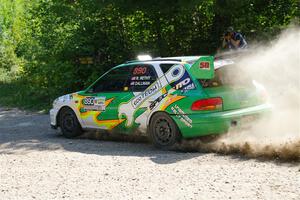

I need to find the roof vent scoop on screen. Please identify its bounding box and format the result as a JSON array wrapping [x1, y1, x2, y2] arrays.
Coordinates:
[[137, 55, 152, 61]]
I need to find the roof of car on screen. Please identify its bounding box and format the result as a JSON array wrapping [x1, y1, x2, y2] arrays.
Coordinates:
[[125, 56, 201, 64], [119, 55, 235, 69]]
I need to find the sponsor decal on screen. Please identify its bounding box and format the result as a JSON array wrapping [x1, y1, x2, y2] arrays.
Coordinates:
[[133, 66, 147, 75], [160, 95, 186, 111], [174, 77, 191, 90], [171, 104, 192, 128], [171, 67, 181, 77], [166, 65, 184, 81], [170, 70, 194, 90], [149, 93, 168, 111], [82, 96, 106, 111], [182, 83, 195, 91], [75, 96, 114, 120], [93, 118, 126, 130], [199, 61, 210, 70], [131, 81, 161, 108], [119, 78, 163, 127]]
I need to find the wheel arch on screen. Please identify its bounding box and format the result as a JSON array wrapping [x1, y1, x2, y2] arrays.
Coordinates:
[[56, 106, 78, 128], [147, 111, 181, 135], [147, 111, 166, 126]]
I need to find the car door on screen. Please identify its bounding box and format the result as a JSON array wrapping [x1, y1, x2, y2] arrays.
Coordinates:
[[78, 66, 133, 130], [118, 64, 159, 133]]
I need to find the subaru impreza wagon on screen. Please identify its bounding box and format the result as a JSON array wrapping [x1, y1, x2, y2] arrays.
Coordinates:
[[50, 56, 271, 148]]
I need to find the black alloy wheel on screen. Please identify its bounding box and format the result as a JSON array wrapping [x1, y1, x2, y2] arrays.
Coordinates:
[[149, 112, 181, 149], [59, 107, 83, 138]]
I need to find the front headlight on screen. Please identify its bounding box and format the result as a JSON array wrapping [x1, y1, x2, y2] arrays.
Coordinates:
[[52, 94, 73, 107], [52, 98, 59, 107]]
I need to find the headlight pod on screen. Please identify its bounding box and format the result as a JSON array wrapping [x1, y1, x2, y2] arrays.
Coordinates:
[[52, 98, 59, 107], [52, 94, 73, 107]]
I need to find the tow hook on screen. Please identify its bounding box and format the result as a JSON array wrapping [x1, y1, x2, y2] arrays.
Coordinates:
[[231, 120, 238, 127]]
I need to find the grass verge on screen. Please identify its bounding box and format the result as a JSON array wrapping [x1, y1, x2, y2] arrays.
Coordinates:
[[0, 81, 52, 112]]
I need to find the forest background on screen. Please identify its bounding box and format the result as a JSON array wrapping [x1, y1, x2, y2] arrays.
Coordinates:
[[0, 0, 298, 110]]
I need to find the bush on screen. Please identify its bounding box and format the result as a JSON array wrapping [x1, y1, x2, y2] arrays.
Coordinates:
[[0, 0, 298, 110]]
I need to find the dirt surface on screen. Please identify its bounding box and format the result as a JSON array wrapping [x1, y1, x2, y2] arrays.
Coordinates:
[[0, 107, 299, 200]]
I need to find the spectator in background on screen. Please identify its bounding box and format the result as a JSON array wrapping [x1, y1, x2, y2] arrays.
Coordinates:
[[222, 27, 248, 50]]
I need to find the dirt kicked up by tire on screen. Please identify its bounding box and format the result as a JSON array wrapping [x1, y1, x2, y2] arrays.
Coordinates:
[[0, 107, 299, 200]]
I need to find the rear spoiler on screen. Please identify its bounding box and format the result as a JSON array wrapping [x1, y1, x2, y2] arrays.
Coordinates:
[[189, 56, 214, 79]]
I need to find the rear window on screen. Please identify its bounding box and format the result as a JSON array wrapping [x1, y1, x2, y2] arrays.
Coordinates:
[[160, 63, 196, 90], [199, 65, 252, 88], [160, 64, 174, 73]]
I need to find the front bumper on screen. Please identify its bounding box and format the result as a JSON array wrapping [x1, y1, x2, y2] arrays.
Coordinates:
[[51, 124, 58, 129], [171, 103, 272, 138], [50, 108, 59, 127]]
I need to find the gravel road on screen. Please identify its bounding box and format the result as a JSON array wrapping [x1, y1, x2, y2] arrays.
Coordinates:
[[0, 107, 299, 200]]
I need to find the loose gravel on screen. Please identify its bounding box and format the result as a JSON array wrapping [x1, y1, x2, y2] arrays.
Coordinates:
[[0, 108, 299, 200]]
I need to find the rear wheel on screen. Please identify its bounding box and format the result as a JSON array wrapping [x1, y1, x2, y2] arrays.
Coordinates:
[[149, 112, 181, 149], [59, 107, 83, 138]]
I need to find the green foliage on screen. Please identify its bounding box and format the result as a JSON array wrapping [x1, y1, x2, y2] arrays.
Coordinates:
[[0, 0, 298, 110]]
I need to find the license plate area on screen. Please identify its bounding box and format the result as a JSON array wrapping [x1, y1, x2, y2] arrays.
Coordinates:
[[231, 115, 258, 130]]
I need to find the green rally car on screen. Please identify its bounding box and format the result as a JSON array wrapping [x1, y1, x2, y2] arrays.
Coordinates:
[[50, 56, 271, 148]]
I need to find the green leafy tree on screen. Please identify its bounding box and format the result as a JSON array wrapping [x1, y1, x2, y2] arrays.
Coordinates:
[[0, 0, 298, 109]]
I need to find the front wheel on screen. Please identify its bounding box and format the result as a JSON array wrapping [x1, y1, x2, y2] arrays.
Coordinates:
[[59, 107, 83, 138], [149, 112, 181, 149]]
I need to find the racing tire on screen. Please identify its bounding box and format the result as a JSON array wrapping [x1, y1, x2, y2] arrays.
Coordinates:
[[149, 112, 181, 149], [59, 107, 83, 138]]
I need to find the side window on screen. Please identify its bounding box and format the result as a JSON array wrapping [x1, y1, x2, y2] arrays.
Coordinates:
[[160, 64, 174, 73], [161, 63, 196, 90], [92, 67, 131, 93], [129, 64, 157, 92]]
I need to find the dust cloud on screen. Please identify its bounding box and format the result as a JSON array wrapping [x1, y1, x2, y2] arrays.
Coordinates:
[[179, 27, 300, 161], [81, 28, 300, 161]]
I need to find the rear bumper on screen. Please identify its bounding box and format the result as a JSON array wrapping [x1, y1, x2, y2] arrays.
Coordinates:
[[171, 103, 272, 138]]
